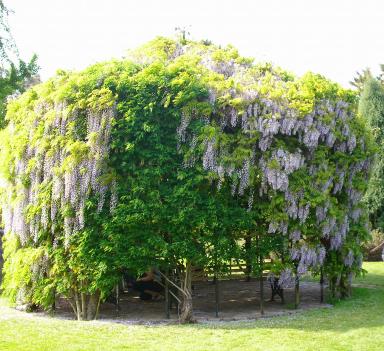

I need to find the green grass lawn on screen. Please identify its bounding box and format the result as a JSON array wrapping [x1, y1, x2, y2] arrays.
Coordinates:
[[1, 262, 383, 351]]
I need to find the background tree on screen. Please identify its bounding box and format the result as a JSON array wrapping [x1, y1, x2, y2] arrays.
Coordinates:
[[350, 68, 373, 92], [0, 0, 15, 61], [0, 0, 40, 128], [359, 78, 384, 260]]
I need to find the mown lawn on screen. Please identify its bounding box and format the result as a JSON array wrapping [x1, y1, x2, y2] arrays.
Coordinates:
[[0, 262, 383, 351]]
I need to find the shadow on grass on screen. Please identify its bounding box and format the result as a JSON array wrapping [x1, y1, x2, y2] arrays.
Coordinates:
[[354, 273, 384, 288]]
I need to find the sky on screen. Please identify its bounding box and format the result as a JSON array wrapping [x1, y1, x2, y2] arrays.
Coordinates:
[[7, 0, 384, 88]]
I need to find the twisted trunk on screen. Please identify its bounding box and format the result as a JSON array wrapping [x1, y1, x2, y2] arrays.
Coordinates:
[[70, 289, 101, 321], [329, 275, 338, 299], [179, 261, 194, 323], [339, 273, 352, 298]]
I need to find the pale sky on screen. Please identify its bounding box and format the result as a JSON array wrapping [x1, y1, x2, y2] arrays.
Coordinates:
[[7, 0, 384, 88]]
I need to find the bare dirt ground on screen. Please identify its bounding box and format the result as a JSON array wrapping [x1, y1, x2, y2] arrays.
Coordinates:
[[54, 278, 331, 323]]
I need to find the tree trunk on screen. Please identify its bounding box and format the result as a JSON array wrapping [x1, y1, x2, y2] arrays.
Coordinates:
[[329, 275, 338, 299], [71, 289, 101, 320], [74, 291, 81, 320], [81, 293, 87, 320], [339, 274, 351, 299], [179, 261, 194, 323], [347, 272, 353, 297], [87, 291, 100, 320]]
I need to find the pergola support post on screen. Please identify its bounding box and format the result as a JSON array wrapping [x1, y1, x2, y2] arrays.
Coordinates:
[[257, 234, 264, 316], [320, 268, 324, 303], [115, 283, 120, 315], [294, 274, 300, 309], [215, 272, 219, 318], [259, 270, 264, 315], [165, 268, 170, 319]]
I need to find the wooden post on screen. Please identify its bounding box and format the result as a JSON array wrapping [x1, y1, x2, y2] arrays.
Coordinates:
[[257, 233, 264, 316], [245, 234, 252, 282], [320, 268, 324, 303], [215, 272, 219, 318], [294, 274, 300, 309], [115, 283, 120, 315], [348, 272, 352, 298], [259, 256, 264, 315], [165, 268, 170, 319], [51, 289, 56, 313], [214, 240, 219, 318]]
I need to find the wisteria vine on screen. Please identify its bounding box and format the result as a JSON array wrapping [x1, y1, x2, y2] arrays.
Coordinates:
[[0, 37, 375, 310]]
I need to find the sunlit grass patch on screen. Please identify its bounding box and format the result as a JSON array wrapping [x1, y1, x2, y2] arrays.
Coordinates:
[[0, 262, 383, 351]]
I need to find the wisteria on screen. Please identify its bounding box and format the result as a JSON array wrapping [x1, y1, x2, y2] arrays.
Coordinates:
[[237, 160, 250, 195], [172, 46, 373, 289], [316, 202, 329, 224], [303, 128, 320, 148], [259, 149, 304, 191], [333, 170, 345, 194], [277, 268, 295, 288], [344, 250, 354, 267], [290, 244, 327, 276], [202, 138, 217, 172], [176, 112, 191, 146], [289, 229, 301, 243], [351, 208, 362, 222], [1, 104, 117, 248], [264, 165, 289, 191], [0, 38, 374, 314]]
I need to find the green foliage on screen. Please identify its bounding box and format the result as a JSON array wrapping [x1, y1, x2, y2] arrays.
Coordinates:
[[359, 78, 384, 141], [0, 37, 375, 316], [350, 68, 373, 92], [0, 2, 40, 127], [1, 230, 52, 307], [0, 54, 40, 127], [360, 78, 384, 230]]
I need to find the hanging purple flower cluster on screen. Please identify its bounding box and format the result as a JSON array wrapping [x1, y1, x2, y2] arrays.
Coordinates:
[[277, 268, 296, 288], [1, 103, 117, 248], [294, 245, 327, 275]]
